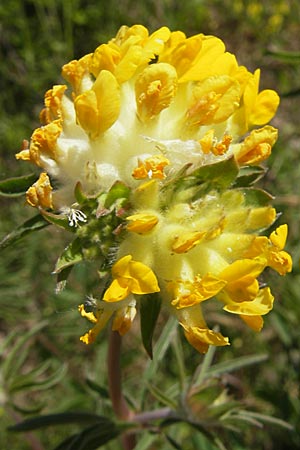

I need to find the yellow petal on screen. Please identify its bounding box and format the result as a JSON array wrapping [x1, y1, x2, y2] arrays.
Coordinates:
[[103, 278, 130, 302], [171, 231, 206, 253], [243, 69, 280, 127], [112, 301, 137, 336], [249, 89, 280, 126], [236, 126, 278, 165], [240, 314, 264, 332], [269, 224, 288, 250], [219, 259, 265, 302], [90, 43, 121, 78], [182, 324, 230, 354], [18, 120, 62, 166], [223, 287, 274, 316], [171, 273, 227, 308], [126, 213, 158, 234], [40, 85, 67, 124], [160, 34, 203, 79], [62, 54, 92, 94], [128, 260, 160, 294], [269, 250, 292, 275], [74, 89, 99, 137], [132, 155, 170, 180], [79, 309, 113, 344], [93, 70, 120, 134], [135, 62, 178, 121], [246, 207, 276, 232], [26, 172, 53, 209], [186, 75, 240, 126], [75, 70, 120, 138], [179, 35, 226, 82], [219, 259, 265, 283], [78, 304, 97, 323], [104, 255, 160, 302]]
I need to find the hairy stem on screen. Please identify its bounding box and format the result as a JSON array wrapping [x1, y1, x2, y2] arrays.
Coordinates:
[[107, 330, 135, 450]]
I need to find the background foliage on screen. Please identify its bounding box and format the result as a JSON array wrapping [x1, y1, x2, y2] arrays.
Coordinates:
[[1, 1, 300, 449]]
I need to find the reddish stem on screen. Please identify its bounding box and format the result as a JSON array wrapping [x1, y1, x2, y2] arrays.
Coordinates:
[[107, 330, 136, 450]]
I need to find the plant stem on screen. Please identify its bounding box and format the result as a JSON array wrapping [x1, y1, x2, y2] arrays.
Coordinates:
[[107, 330, 136, 450]]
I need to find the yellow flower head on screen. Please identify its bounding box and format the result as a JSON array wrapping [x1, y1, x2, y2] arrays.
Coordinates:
[[17, 25, 291, 353]]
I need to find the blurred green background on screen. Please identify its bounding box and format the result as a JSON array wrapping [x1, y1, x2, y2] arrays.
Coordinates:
[[1, 1, 300, 449]]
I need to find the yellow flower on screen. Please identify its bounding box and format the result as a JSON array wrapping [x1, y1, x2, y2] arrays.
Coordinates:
[[103, 255, 160, 302], [16, 25, 291, 352]]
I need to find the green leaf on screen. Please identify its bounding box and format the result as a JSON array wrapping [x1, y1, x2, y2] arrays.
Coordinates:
[[265, 48, 300, 63], [10, 362, 67, 393], [160, 416, 214, 441], [234, 165, 267, 188], [0, 214, 49, 250], [0, 173, 38, 197], [2, 321, 48, 381], [85, 378, 110, 399], [133, 432, 159, 450], [235, 410, 293, 430], [188, 156, 239, 190], [55, 265, 74, 293], [74, 181, 88, 204], [205, 353, 268, 380], [53, 422, 121, 450], [41, 209, 73, 231], [8, 412, 112, 432], [104, 181, 131, 208], [140, 317, 177, 407], [53, 238, 84, 274], [164, 434, 183, 450], [140, 293, 162, 359], [146, 382, 177, 409], [178, 157, 239, 198], [240, 188, 274, 206]]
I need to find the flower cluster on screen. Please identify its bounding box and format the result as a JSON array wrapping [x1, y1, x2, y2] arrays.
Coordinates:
[[17, 25, 292, 353]]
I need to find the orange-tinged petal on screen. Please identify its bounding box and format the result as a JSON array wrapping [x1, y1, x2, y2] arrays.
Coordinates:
[[26, 172, 53, 209], [236, 125, 278, 165], [62, 54, 92, 94], [132, 155, 170, 180], [135, 63, 178, 121], [171, 231, 206, 253]]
